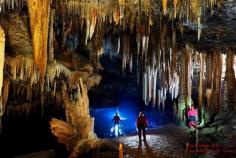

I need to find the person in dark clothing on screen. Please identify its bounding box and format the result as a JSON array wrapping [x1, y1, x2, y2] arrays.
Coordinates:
[[112, 112, 121, 136], [136, 112, 148, 141], [112, 112, 121, 125]]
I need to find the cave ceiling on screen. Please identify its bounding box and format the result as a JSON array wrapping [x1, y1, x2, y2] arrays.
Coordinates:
[[0, 0, 235, 110], [0, 0, 235, 51]]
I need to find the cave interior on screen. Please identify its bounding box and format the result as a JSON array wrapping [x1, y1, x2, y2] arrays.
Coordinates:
[[0, 0, 235, 158]]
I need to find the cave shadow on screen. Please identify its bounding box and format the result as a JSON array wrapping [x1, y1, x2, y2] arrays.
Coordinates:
[[136, 140, 155, 158]]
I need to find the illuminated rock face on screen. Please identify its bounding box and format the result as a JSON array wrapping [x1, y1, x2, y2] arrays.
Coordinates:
[[27, 0, 50, 88]]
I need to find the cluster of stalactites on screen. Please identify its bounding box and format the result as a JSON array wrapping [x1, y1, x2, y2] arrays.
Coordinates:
[[4, 55, 40, 107], [27, 0, 50, 90], [47, 61, 71, 83], [4, 55, 72, 107], [117, 22, 180, 110], [158, 0, 222, 40], [46, 61, 71, 99], [61, 0, 152, 45], [142, 49, 179, 109], [5, 55, 39, 85], [0, 0, 26, 13]]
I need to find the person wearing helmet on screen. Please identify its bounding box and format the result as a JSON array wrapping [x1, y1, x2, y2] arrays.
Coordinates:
[[136, 112, 148, 141]]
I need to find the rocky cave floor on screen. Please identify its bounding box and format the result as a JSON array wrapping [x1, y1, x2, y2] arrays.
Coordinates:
[[82, 124, 236, 158], [12, 124, 236, 158]]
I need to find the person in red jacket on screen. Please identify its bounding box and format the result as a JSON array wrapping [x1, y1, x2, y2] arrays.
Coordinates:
[[136, 112, 148, 141]]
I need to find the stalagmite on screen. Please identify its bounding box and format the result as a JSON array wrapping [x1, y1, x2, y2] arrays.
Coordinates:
[[27, 0, 50, 90], [50, 78, 97, 153]]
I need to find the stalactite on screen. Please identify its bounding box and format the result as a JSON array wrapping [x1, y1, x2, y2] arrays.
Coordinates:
[[136, 34, 140, 56], [152, 69, 158, 106], [49, 9, 55, 62], [211, 52, 223, 113], [197, 16, 201, 40], [5, 55, 39, 84], [121, 34, 130, 72], [173, 0, 178, 18], [119, 0, 125, 19], [177, 45, 192, 122], [143, 72, 148, 105], [162, 0, 168, 15], [143, 0, 150, 15], [27, 0, 50, 90], [0, 26, 5, 96], [89, 8, 97, 40], [205, 52, 213, 108], [53, 81, 57, 98], [198, 53, 205, 126], [117, 36, 120, 54], [187, 46, 192, 106], [113, 7, 120, 25], [129, 53, 133, 72], [47, 61, 71, 83]]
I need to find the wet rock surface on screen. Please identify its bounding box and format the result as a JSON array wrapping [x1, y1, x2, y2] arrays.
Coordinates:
[[119, 135, 184, 158]]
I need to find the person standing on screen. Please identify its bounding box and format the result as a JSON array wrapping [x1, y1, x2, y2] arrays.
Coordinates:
[[112, 112, 121, 137], [112, 112, 121, 125], [187, 104, 198, 128], [136, 112, 148, 141]]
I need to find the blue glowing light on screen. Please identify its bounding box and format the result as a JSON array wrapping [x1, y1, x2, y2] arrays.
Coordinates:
[[114, 124, 119, 137], [90, 99, 162, 138]]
